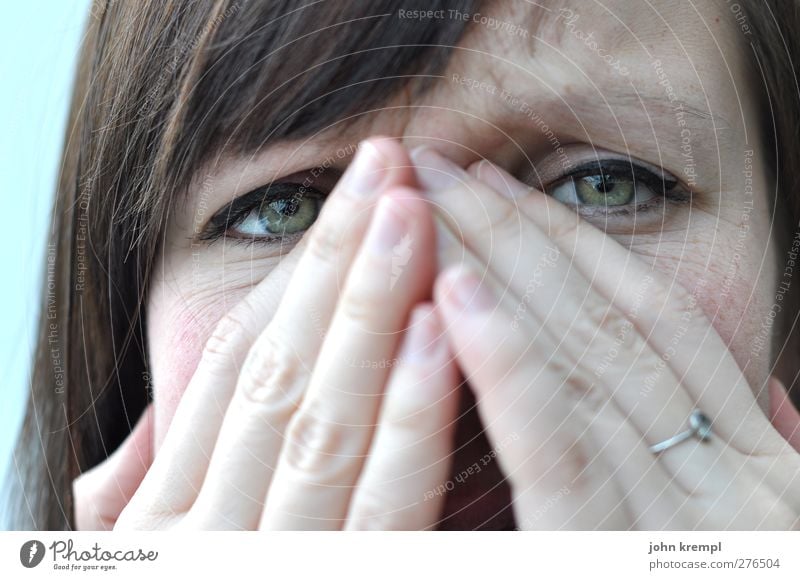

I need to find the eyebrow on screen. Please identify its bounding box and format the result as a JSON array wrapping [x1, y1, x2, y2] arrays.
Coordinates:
[[493, 71, 733, 143], [508, 0, 737, 133], [566, 87, 735, 158], [604, 89, 733, 135], [505, 21, 736, 139], [517, 0, 589, 56]]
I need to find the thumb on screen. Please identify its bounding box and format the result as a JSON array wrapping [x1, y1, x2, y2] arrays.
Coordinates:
[[73, 404, 155, 530], [768, 375, 800, 453]]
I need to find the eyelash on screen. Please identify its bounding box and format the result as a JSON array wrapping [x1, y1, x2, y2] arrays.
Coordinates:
[[543, 159, 691, 217], [199, 158, 691, 246], [198, 181, 329, 247]]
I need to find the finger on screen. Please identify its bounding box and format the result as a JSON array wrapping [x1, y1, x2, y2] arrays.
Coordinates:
[[432, 263, 621, 529], [432, 262, 736, 526], [188, 138, 418, 528], [134, 137, 417, 526], [413, 147, 780, 455], [769, 375, 800, 452], [574, 401, 685, 530], [421, 148, 740, 491], [74, 405, 154, 530], [260, 187, 437, 529], [434, 210, 488, 279], [422, 153, 796, 527], [345, 304, 460, 530]]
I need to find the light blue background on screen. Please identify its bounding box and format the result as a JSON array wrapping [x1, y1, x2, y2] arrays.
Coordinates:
[[0, 0, 90, 527]]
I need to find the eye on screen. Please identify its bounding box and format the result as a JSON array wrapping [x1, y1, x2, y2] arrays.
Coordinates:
[[546, 159, 684, 214], [199, 181, 328, 245], [236, 190, 321, 236]]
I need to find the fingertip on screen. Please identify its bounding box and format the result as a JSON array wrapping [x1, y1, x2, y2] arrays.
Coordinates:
[[373, 185, 434, 240], [768, 375, 787, 420], [472, 159, 530, 199], [400, 302, 446, 362], [360, 134, 400, 159], [466, 158, 488, 180], [767, 374, 800, 451], [432, 264, 464, 306], [72, 404, 157, 530], [408, 301, 437, 328], [378, 184, 425, 205], [134, 404, 156, 463], [359, 136, 419, 188]]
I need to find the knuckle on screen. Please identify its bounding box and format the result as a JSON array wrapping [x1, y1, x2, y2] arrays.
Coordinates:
[[338, 280, 388, 325], [348, 490, 405, 530], [478, 195, 521, 239], [306, 216, 348, 266], [202, 307, 257, 364], [595, 304, 634, 343], [558, 443, 591, 490], [112, 502, 169, 531], [546, 213, 580, 247], [386, 403, 431, 434], [655, 282, 704, 326], [561, 364, 606, 411], [539, 351, 576, 382], [281, 407, 357, 485], [571, 299, 631, 350], [532, 425, 592, 491], [574, 301, 651, 379], [239, 331, 306, 412]]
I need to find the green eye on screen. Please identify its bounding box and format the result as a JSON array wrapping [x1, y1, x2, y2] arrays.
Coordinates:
[[574, 174, 635, 206], [254, 195, 321, 235], [228, 184, 325, 241], [200, 181, 328, 246], [548, 159, 678, 211]]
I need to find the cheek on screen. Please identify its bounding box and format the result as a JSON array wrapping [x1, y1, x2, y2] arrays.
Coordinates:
[[145, 248, 299, 452], [628, 219, 778, 408], [146, 283, 250, 451]]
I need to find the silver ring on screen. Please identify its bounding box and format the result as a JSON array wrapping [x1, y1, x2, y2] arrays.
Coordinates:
[[649, 410, 713, 454]]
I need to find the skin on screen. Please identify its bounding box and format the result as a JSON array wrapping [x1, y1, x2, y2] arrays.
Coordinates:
[[72, 0, 800, 529]]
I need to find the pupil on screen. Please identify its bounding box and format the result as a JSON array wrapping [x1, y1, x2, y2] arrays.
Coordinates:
[[270, 198, 299, 217], [597, 174, 614, 193], [584, 174, 617, 194]]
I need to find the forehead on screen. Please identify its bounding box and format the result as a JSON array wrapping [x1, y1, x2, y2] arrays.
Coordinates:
[[439, 0, 746, 117], [473, 0, 745, 65], [386, 0, 753, 174]]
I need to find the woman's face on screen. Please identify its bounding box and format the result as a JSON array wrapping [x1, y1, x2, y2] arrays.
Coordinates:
[[146, 1, 782, 528]]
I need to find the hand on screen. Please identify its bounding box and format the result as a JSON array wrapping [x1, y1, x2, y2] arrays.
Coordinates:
[[73, 137, 460, 530], [410, 146, 800, 530]]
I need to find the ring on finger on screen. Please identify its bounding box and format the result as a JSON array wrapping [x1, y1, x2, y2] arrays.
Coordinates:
[[649, 409, 713, 454]]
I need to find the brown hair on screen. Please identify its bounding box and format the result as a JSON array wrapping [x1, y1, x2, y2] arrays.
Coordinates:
[[4, 0, 800, 530], [746, 3, 800, 361], [4, 0, 480, 530]]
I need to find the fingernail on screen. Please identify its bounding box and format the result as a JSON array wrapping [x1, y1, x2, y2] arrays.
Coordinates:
[[443, 266, 496, 312], [410, 146, 466, 191], [364, 195, 408, 253], [472, 159, 530, 199], [472, 159, 489, 182], [767, 374, 800, 452], [341, 140, 390, 196], [769, 375, 789, 419], [403, 304, 444, 360]]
